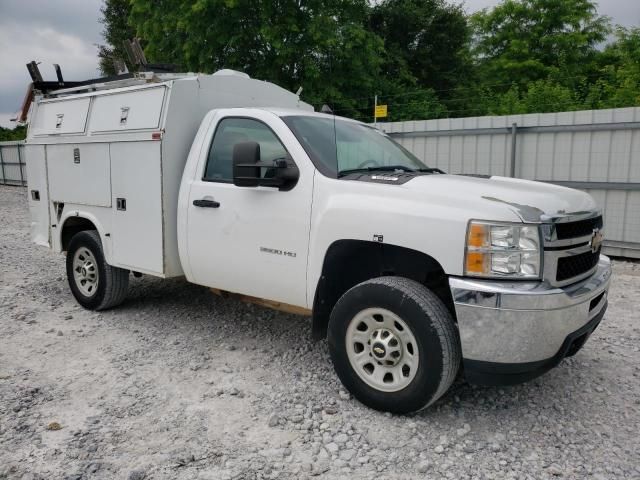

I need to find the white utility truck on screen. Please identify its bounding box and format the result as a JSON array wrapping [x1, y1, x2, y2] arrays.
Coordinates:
[[25, 70, 611, 413]]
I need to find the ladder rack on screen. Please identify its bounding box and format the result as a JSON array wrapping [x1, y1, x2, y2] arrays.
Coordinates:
[[26, 60, 193, 97]]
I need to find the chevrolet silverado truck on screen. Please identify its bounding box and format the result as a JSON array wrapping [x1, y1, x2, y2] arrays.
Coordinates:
[[24, 69, 610, 413]]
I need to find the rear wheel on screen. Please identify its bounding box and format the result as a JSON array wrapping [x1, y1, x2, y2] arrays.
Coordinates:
[[328, 276, 460, 413], [66, 230, 129, 310]]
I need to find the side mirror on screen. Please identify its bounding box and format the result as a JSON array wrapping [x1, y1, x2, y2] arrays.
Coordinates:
[[232, 141, 299, 191], [232, 141, 261, 188]]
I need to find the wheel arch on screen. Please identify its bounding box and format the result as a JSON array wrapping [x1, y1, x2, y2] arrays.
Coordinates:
[[60, 216, 97, 251], [58, 211, 110, 261], [311, 240, 454, 340]]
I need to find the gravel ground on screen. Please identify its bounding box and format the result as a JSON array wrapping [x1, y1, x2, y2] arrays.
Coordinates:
[[1, 184, 639, 480]]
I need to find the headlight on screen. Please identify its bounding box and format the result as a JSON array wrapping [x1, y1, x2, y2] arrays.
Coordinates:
[[465, 221, 542, 279]]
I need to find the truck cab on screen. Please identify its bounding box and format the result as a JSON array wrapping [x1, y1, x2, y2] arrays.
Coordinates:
[[25, 71, 610, 413]]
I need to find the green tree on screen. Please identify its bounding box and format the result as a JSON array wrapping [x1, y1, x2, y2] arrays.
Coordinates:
[[585, 27, 640, 109], [487, 79, 579, 114], [0, 125, 27, 142], [366, 87, 448, 122], [370, 0, 471, 95], [97, 0, 136, 75], [471, 0, 610, 89], [388, 90, 448, 121], [98, 0, 639, 122], [129, 0, 385, 118]]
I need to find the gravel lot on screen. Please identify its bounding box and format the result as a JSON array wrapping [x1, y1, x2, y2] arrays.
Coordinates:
[[1, 184, 639, 480]]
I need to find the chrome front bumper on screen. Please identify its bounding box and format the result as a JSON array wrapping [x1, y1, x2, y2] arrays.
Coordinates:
[[449, 256, 611, 384]]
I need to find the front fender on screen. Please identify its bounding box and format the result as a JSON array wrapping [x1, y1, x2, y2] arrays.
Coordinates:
[[306, 174, 522, 306]]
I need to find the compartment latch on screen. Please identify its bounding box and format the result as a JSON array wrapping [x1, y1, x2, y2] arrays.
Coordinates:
[[120, 107, 130, 125]]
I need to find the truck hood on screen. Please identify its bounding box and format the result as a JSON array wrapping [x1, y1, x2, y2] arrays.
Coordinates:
[[404, 174, 598, 222]]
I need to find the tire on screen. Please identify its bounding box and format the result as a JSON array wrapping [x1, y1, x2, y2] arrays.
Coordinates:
[[66, 230, 129, 310], [328, 276, 460, 413]]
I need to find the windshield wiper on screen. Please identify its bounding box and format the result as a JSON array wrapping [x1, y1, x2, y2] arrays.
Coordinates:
[[338, 165, 416, 177], [416, 167, 445, 174]]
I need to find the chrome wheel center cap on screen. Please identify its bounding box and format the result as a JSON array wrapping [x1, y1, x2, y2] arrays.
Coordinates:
[[372, 342, 386, 358], [369, 328, 402, 366]]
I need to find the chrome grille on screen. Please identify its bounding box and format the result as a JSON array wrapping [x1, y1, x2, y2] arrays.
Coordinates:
[[555, 216, 602, 240], [542, 212, 602, 287], [556, 249, 601, 282]]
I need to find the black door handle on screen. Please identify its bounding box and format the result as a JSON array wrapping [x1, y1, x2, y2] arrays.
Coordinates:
[[193, 199, 220, 208]]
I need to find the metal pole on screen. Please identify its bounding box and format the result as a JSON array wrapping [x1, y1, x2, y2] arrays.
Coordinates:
[[0, 145, 6, 186], [374, 95, 378, 126], [17, 144, 25, 186], [510, 122, 518, 177]]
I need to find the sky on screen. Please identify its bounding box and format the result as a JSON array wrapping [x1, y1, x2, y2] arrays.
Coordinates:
[[0, 0, 639, 128]]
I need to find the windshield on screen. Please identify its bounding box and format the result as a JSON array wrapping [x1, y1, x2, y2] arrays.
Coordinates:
[[282, 115, 429, 177]]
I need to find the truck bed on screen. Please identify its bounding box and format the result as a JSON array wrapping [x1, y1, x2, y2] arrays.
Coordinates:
[[25, 71, 311, 278]]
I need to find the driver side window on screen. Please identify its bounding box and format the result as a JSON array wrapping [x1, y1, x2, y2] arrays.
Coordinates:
[[204, 118, 289, 182]]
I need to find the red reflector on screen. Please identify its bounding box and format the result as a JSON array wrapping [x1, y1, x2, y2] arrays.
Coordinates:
[[151, 132, 162, 140]]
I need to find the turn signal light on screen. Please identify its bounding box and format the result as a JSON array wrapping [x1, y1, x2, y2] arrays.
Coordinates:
[[465, 252, 487, 273], [468, 224, 488, 248]]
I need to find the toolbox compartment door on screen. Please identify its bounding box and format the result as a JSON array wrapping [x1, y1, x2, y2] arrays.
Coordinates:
[[47, 143, 112, 207], [110, 141, 164, 274], [89, 87, 166, 133], [31, 98, 90, 136], [24, 145, 51, 247]]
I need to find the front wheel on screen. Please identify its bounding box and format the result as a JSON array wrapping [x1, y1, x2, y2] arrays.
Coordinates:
[[66, 230, 129, 310], [328, 276, 460, 413]]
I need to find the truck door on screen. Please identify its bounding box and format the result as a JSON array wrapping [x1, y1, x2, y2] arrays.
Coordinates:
[[184, 111, 313, 308]]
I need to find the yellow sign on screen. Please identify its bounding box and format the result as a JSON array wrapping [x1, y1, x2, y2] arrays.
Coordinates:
[[375, 104, 388, 118]]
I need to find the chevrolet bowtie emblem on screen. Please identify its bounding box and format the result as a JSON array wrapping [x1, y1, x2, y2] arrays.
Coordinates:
[[590, 229, 604, 253]]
